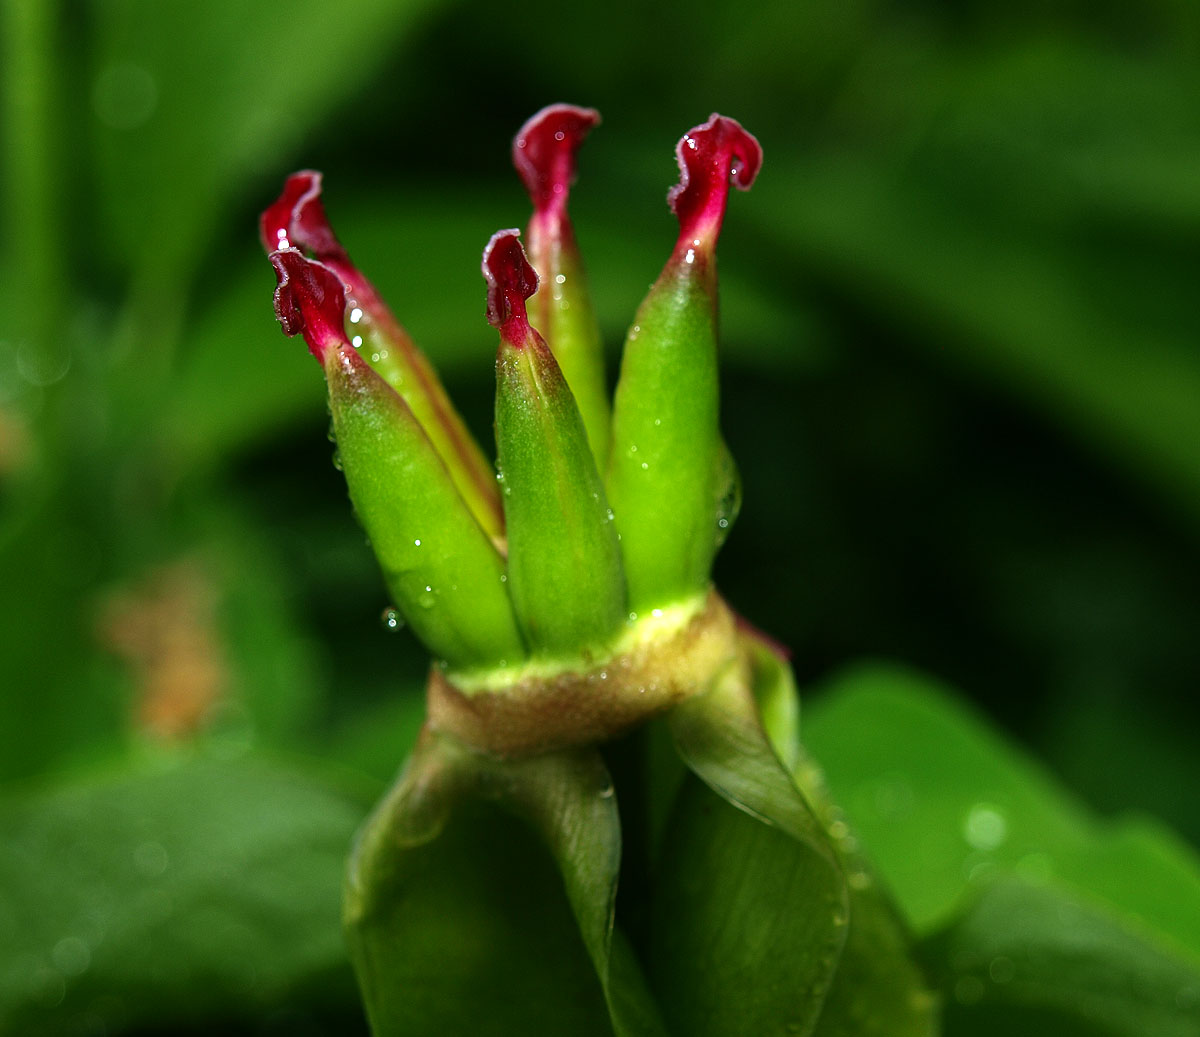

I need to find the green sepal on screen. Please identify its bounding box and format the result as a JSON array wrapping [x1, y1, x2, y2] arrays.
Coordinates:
[[527, 227, 612, 468], [351, 311, 507, 550], [650, 658, 849, 1036], [514, 103, 611, 469], [495, 330, 626, 657], [744, 631, 938, 1036], [325, 342, 525, 670], [607, 260, 723, 614], [262, 172, 505, 547], [344, 730, 667, 1037]]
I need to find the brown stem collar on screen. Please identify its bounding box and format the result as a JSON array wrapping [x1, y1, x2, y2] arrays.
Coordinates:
[[426, 590, 739, 757]]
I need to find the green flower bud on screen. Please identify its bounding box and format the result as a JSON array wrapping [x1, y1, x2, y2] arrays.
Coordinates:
[[269, 248, 525, 671], [607, 115, 762, 615], [513, 104, 611, 469], [262, 173, 505, 550], [261, 109, 761, 707], [485, 229, 626, 659]]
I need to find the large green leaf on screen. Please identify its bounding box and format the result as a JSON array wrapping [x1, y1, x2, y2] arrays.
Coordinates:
[[802, 663, 1200, 1032], [750, 43, 1200, 526], [802, 664, 1089, 929], [802, 664, 1200, 951], [925, 877, 1200, 1037], [808, 872, 939, 1037], [0, 752, 369, 1034], [87, 0, 442, 311], [0, 490, 129, 781]]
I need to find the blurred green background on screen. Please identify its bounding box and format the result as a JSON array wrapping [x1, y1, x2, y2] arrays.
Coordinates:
[[2, 0, 1199, 1032]]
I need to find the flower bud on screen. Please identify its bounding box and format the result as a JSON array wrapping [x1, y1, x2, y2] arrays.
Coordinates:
[[606, 114, 762, 615], [485, 230, 626, 657], [513, 104, 611, 468], [270, 247, 525, 671], [262, 172, 505, 548]]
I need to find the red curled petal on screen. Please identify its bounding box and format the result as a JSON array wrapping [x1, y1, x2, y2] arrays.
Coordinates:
[[260, 175, 310, 253], [512, 104, 601, 215], [667, 114, 763, 248], [482, 229, 539, 339], [259, 171, 347, 262], [270, 248, 349, 362]]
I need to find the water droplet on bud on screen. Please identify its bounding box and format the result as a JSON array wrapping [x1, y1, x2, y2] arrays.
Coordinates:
[[380, 606, 403, 631]]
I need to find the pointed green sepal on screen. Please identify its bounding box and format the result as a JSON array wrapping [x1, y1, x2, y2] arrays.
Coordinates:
[[607, 115, 762, 614], [485, 229, 626, 658], [514, 104, 611, 467], [262, 172, 506, 549], [270, 248, 525, 670], [741, 627, 940, 1036], [344, 730, 667, 1036], [655, 656, 849, 1036]]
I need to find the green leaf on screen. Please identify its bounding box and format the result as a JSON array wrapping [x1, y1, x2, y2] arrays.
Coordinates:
[[205, 512, 326, 747], [801, 663, 1200, 955], [802, 664, 1094, 932], [88, 0, 441, 303], [753, 87, 1200, 525], [924, 877, 1200, 1037], [652, 663, 848, 1036], [0, 752, 368, 1034], [802, 663, 1200, 1032], [809, 872, 939, 1037], [745, 636, 937, 1036], [0, 491, 128, 780], [345, 733, 665, 1036]]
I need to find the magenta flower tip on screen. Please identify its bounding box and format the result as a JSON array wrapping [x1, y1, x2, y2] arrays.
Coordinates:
[[259, 170, 345, 262], [512, 104, 601, 215], [270, 247, 349, 362], [482, 229, 539, 337], [666, 114, 762, 248]]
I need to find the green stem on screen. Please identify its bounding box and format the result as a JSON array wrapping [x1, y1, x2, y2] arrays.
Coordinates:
[[2, 0, 64, 369]]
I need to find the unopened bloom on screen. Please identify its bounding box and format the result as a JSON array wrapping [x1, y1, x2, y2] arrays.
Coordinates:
[[262, 106, 760, 749], [262, 110, 942, 1037]]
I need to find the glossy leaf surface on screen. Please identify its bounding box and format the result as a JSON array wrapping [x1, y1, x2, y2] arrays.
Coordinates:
[[345, 733, 665, 1036], [802, 664, 1200, 1033], [0, 754, 367, 1035], [748, 635, 938, 1036], [653, 666, 847, 1035]]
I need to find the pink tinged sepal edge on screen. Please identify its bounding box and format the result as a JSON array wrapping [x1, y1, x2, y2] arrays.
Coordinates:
[[260, 170, 344, 262], [482, 229, 539, 342], [512, 104, 601, 221], [259, 170, 401, 343], [667, 114, 763, 255], [269, 247, 349, 362]]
